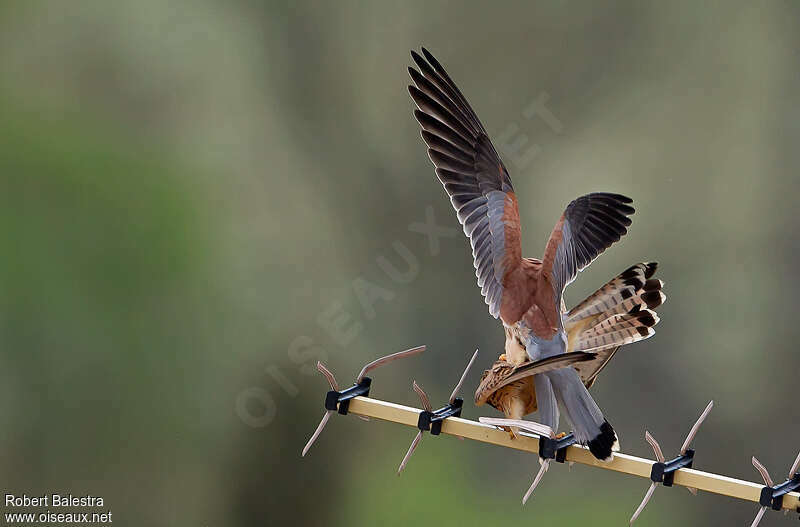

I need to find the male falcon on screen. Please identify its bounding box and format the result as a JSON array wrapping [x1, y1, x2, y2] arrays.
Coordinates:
[[475, 262, 665, 441], [407, 48, 658, 461]]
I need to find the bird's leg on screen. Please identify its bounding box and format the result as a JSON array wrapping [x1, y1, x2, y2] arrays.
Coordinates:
[[497, 425, 517, 440], [504, 396, 529, 440]]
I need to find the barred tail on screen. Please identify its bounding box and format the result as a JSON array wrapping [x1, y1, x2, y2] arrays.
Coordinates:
[[566, 262, 664, 323], [575, 310, 659, 352], [565, 262, 666, 353]]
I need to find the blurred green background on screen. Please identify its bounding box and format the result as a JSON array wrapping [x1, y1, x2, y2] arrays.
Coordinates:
[[2, 1, 799, 525]]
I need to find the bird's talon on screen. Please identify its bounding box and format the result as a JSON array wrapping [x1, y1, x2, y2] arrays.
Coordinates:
[[500, 425, 517, 440], [555, 432, 567, 439]]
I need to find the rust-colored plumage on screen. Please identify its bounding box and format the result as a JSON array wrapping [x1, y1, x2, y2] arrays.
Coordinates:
[[480, 363, 535, 439], [408, 47, 663, 459], [475, 263, 666, 437]]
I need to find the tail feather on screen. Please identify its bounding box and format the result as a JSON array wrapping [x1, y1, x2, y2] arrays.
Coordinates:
[[567, 262, 662, 323], [566, 262, 665, 352], [577, 325, 656, 352], [588, 421, 619, 461], [539, 262, 664, 461], [546, 367, 618, 461], [584, 310, 660, 338], [605, 278, 665, 317]]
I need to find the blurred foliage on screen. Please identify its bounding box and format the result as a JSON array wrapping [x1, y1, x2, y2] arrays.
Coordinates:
[[1, 1, 799, 526]]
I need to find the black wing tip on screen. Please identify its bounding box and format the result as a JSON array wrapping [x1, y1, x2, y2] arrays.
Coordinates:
[[407, 84, 431, 109], [589, 193, 635, 214], [411, 47, 439, 69], [408, 85, 425, 110], [410, 49, 428, 71], [567, 191, 641, 271], [594, 192, 634, 204], [420, 46, 437, 65]]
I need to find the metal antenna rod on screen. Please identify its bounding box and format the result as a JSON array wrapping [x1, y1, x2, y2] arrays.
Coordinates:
[[681, 400, 714, 455], [788, 450, 800, 478], [478, 417, 557, 504], [397, 430, 423, 474], [523, 460, 550, 505], [449, 349, 479, 404], [318, 393, 800, 515], [301, 362, 341, 457], [317, 361, 339, 392], [630, 401, 713, 523], [753, 457, 774, 488], [630, 482, 657, 524], [645, 431, 665, 463], [398, 349, 479, 474], [412, 380, 432, 412], [302, 411, 333, 457], [397, 381, 433, 474], [630, 430, 666, 524], [750, 456, 774, 527], [303, 346, 425, 457], [357, 345, 426, 383]]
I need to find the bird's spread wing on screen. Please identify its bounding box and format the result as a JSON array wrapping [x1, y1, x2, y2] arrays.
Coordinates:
[[499, 352, 596, 386], [408, 48, 524, 323], [474, 352, 595, 405], [541, 193, 635, 300]]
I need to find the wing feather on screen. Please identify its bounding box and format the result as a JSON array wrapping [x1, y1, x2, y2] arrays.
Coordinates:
[[474, 352, 596, 405], [542, 193, 635, 298], [409, 47, 525, 321]]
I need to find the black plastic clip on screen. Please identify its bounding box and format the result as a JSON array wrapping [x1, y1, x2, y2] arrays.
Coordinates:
[[629, 400, 714, 524], [539, 433, 577, 463], [651, 449, 695, 487], [750, 451, 800, 526], [397, 350, 478, 474], [760, 473, 800, 511], [301, 346, 426, 457], [325, 377, 371, 415], [417, 397, 463, 435], [475, 418, 571, 504]]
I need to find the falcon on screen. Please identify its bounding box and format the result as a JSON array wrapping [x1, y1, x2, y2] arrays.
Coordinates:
[[475, 262, 665, 440], [407, 48, 663, 461]]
